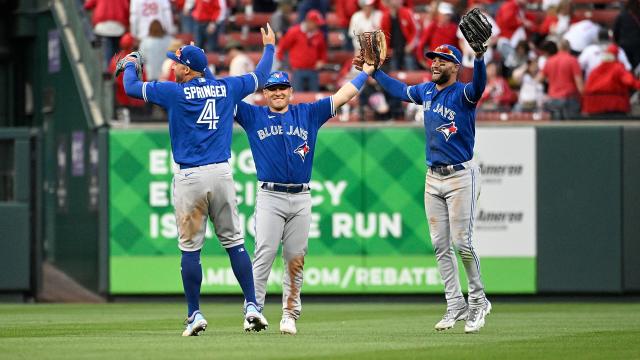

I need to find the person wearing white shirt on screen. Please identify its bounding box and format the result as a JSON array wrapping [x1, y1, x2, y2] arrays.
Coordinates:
[[130, 0, 175, 40], [578, 29, 632, 78], [349, 0, 383, 51]]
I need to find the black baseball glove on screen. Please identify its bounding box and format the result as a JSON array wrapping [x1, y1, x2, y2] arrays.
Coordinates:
[[459, 8, 492, 55], [114, 51, 143, 78]]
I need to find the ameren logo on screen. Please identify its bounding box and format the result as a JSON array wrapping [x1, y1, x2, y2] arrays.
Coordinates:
[[479, 163, 523, 176]]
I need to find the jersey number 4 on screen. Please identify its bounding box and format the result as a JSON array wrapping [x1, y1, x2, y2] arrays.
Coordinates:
[[197, 99, 220, 130]]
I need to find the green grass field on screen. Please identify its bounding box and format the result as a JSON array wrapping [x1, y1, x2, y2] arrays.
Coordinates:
[[1, 302, 639, 359]]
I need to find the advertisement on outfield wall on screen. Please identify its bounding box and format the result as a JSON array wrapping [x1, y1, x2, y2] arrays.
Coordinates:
[[109, 127, 535, 295]]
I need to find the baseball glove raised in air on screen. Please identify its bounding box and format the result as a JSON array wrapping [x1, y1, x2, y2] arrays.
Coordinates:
[[353, 30, 388, 71], [114, 51, 143, 78], [459, 8, 492, 55]]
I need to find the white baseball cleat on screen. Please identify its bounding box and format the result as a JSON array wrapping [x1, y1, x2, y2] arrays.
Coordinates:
[[243, 303, 269, 332], [182, 310, 208, 336], [464, 300, 492, 334], [280, 317, 297, 335], [434, 306, 469, 331]]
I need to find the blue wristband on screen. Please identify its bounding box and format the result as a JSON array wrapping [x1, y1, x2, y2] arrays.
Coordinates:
[[350, 71, 369, 90]]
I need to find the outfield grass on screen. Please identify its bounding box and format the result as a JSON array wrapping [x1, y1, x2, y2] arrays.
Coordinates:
[[0, 302, 639, 359]]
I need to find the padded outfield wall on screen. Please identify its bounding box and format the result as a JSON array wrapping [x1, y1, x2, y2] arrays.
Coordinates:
[[108, 127, 536, 295]]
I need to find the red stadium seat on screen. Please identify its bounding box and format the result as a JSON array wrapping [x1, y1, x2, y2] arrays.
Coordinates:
[[574, 9, 620, 26], [233, 13, 272, 28], [476, 111, 551, 122], [389, 70, 431, 85], [327, 50, 353, 65], [219, 32, 264, 48], [328, 31, 345, 48]]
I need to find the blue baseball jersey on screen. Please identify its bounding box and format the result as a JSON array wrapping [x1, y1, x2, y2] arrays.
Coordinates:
[[234, 97, 335, 184], [142, 73, 259, 168], [406, 81, 478, 167]]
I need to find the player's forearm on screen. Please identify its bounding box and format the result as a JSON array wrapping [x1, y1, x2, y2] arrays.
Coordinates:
[[373, 69, 410, 102], [123, 64, 144, 99], [254, 44, 275, 87], [466, 58, 487, 102], [332, 71, 368, 109]]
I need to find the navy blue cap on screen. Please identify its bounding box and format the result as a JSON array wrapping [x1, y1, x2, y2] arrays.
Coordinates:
[[425, 44, 462, 65], [166, 45, 208, 73], [264, 71, 292, 89]]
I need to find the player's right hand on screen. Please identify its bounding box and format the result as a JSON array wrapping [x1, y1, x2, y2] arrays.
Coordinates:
[[261, 23, 276, 46]]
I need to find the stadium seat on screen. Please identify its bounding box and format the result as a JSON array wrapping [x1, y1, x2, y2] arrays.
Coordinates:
[[233, 13, 272, 28], [389, 70, 431, 85], [476, 111, 551, 122], [327, 50, 353, 65], [328, 31, 346, 48], [219, 32, 264, 48]]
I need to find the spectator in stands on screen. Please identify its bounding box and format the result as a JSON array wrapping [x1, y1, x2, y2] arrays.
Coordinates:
[[415, 1, 458, 70], [457, 4, 500, 82], [381, 0, 418, 71], [84, 0, 129, 72], [349, 0, 383, 51], [140, 20, 175, 81], [191, 0, 226, 52], [537, 40, 583, 120], [335, 0, 359, 50], [504, 40, 532, 72], [495, 0, 536, 54], [614, 0, 640, 71], [563, 18, 600, 55], [582, 44, 640, 116], [297, 0, 330, 22], [130, 0, 175, 40], [539, 0, 572, 41], [176, 0, 196, 34], [109, 33, 146, 121], [479, 62, 516, 111], [579, 28, 632, 78], [160, 39, 185, 81], [270, 0, 295, 40], [226, 40, 256, 103], [537, 40, 557, 73], [277, 9, 328, 91], [512, 59, 544, 112]]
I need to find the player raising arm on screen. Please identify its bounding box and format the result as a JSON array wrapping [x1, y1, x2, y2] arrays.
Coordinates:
[[118, 24, 276, 336], [364, 9, 492, 334], [234, 67, 374, 335]]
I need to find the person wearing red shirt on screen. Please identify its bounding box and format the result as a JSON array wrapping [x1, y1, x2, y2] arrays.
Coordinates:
[[415, 2, 459, 69], [335, 0, 359, 50], [277, 10, 328, 91], [537, 40, 583, 120], [381, 0, 418, 70], [84, 0, 130, 71], [191, 0, 225, 51], [582, 44, 640, 116], [495, 0, 536, 41], [109, 33, 147, 121], [479, 62, 516, 111]]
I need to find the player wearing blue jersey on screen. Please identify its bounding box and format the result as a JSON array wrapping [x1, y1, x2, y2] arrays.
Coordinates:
[[365, 43, 491, 333], [234, 69, 373, 335], [121, 24, 276, 336]]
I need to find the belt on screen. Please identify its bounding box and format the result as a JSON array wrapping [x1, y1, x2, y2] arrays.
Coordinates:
[[429, 164, 465, 176], [261, 182, 309, 193], [180, 160, 227, 170]]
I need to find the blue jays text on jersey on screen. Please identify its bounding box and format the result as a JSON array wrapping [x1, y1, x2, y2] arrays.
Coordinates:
[[374, 58, 487, 167], [234, 97, 335, 184]]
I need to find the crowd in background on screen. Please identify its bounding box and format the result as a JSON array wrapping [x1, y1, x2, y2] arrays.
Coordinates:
[[82, 0, 640, 122]]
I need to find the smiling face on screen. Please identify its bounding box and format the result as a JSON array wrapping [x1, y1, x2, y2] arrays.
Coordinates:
[[430, 56, 459, 85], [263, 85, 293, 112]]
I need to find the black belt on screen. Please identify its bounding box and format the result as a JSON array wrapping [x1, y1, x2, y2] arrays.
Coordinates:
[[430, 164, 465, 176], [179, 160, 227, 170], [261, 183, 307, 193]]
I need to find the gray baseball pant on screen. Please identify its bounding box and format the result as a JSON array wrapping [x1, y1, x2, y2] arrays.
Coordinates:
[[252, 184, 311, 319], [424, 161, 487, 309]]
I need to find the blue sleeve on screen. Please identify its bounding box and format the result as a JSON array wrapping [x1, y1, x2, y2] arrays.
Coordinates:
[[254, 44, 275, 88], [310, 97, 335, 127], [463, 59, 487, 105], [373, 70, 415, 103], [234, 102, 255, 130], [123, 63, 144, 99]]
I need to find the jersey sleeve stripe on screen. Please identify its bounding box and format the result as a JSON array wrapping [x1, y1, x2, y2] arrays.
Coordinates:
[[329, 96, 336, 117], [142, 82, 148, 102], [250, 72, 258, 92], [406, 86, 418, 104], [463, 84, 476, 104]]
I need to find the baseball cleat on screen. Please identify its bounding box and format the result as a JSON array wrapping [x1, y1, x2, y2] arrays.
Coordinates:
[[464, 300, 492, 334], [434, 306, 468, 331], [243, 302, 269, 332], [279, 317, 297, 335], [182, 310, 207, 336]]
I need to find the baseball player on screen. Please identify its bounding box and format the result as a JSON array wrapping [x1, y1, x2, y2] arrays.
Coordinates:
[[234, 68, 373, 335], [120, 24, 276, 336], [364, 42, 491, 333]]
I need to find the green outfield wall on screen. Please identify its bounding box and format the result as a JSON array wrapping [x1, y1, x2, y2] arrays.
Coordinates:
[[108, 127, 537, 294]]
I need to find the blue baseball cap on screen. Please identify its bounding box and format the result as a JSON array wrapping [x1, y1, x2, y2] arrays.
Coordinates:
[[425, 44, 462, 65], [264, 71, 292, 89], [166, 45, 208, 73]]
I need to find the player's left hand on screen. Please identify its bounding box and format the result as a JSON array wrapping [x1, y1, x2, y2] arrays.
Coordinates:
[[261, 23, 276, 46], [114, 51, 143, 78]]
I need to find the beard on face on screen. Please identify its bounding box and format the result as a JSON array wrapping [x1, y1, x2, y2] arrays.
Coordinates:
[[432, 70, 451, 85]]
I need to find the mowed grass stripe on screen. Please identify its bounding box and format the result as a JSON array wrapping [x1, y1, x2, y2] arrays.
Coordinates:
[[0, 303, 639, 359]]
